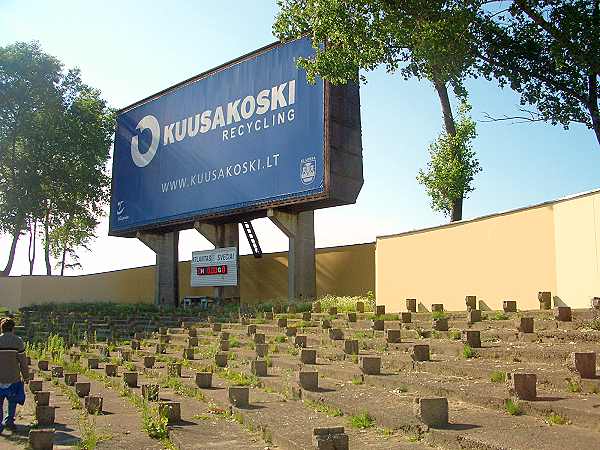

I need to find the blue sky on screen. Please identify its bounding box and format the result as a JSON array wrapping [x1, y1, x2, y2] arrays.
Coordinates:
[[1, 0, 598, 275]]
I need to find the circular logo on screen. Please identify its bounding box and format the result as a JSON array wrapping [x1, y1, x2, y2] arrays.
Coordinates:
[[300, 156, 316, 185], [131, 115, 161, 168]]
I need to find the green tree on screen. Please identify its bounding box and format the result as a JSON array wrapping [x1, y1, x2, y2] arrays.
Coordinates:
[[0, 41, 113, 276], [471, 0, 600, 145], [417, 102, 481, 217], [49, 208, 97, 276], [274, 0, 480, 221]]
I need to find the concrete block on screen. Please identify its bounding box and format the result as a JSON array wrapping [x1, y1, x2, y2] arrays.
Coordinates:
[[212, 323, 222, 332], [360, 356, 381, 375], [29, 428, 55, 450], [187, 336, 198, 347], [85, 395, 103, 414], [182, 348, 194, 360], [313, 301, 321, 313], [468, 310, 481, 323], [168, 363, 182, 378], [303, 312, 312, 321], [386, 329, 401, 343], [215, 352, 228, 367], [555, 306, 572, 322], [286, 326, 298, 337], [219, 331, 230, 341], [538, 291, 551, 310], [159, 327, 168, 335], [277, 318, 288, 328], [328, 328, 344, 340], [105, 364, 118, 377], [196, 372, 212, 388], [412, 344, 430, 362], [120, 350, 132, 361], [251, 359, 268, 377], [328, 307, 338, 316], [301, 349, 317, 364], [321, 319, 332, 329], [463, 330, 481, 348], [75, 382, 91, 398], [570, 352, 596, 379], [344, 339, 359, 355], [347, 312, 357, 323], [406, 299, 417, 313], [401, 312, 412, 324], [247, 325, 257, 336], [356, 302, 364, 313], [35, 406, 55, 426], [64, 373, 77, 386], [299, 370, 319, 391], [131, 339, 141, 350], [142, 384, 159, 401], [414, 397, 448, 428], [255, 344, 268, 358], [29, 380, 43, 393], [264, 312, 274, 320], [219, 340, 229, 352], [295, 335, 308, 348], [372, 319, 384, 331], [34, 391, 50, 406], [312, 427, 349, 450], [228, 386, 249, 408], [375, 305, 385, 316], [51, 366, 63, 378], [144, 356, 155, 368], [38, 360, 49, 371], [159, 335, 171, 345], [503, 300, 517, 313], [507, 372, 537, 400], [87, 358, 99, 370], [254, 333, 266, 344], [519, 317, 534, 333], [431, 304, 444, 312], [465, 296, 477, 311], [159, 401, 181, 424], [123, 372, 138, 388], [592, 297, 600, 310], [188, 328, 197, 337], [432, 318, 448, 332]]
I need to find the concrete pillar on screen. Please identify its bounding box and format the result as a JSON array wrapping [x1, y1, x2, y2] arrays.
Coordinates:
[[194, 222, 240, 302], [267, 209, 316, 301], [137, 231, 179, 307]]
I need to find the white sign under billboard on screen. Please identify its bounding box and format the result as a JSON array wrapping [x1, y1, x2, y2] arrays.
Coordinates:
[[191, 247, 238, 287]]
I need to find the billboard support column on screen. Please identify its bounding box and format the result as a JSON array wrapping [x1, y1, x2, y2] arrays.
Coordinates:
[[136, 231, 179, 306], [194, 222, 240, 303], [267, 209, 316, 301]]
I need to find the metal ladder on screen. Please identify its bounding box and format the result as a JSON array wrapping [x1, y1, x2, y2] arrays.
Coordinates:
[[241, 221, 262, 258]]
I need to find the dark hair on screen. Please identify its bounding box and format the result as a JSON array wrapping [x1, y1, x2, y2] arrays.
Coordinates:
[[1, 318, 15, 333]]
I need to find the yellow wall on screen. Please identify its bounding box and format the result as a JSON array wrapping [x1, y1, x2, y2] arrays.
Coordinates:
[[376, 190, 600, 312], [0, 243, 375, 311]]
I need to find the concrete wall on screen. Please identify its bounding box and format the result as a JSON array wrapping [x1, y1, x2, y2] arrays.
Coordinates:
[[376, 190, 600, 312], [0, 242, 375, 311]]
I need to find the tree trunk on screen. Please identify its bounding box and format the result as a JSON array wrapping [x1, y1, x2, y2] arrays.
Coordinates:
[[60, 247, 66, 276], [44, 209, 52, 276], [433, 78, 463, 222], [0, 228, 21, 277], [28, 220, 37, 275], [587, 74, 600, 147]]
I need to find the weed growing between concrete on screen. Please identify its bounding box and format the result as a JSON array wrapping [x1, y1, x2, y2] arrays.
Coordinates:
[[505, 399, 522, 416], [141, 400, 169, 439], [566, 378, 582, 393], [487, 311, 510, 321], [351, 376, 364, 385], [490, 371, 506, 383], [376, 427, 394, 438], [216, 368, 260, 387], [349, 411, 375, 429], [77, 413, 111, 449], [431, 311, 447, 320], [448, 330, 462, 340], [318, 293, 375, 313], [546, 412, 570, 425], [303, 399, 343, 417], [463, 344, 476, 359], [274, 335, 286, 343]]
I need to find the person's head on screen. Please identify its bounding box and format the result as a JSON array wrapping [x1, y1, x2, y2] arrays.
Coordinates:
[[0, 318, 15, 333]]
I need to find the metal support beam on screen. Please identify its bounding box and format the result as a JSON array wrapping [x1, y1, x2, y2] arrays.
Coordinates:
[[194, 222, 240, 303], [267, 209, 316, 301], [137, 231, 179, 307]]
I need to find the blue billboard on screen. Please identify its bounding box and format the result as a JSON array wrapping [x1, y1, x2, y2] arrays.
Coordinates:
[[109, 38, 325, 235]]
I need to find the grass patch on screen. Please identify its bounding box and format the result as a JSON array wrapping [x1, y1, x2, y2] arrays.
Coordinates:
[[228, 336, 241, 348], [505, 399, 522, 416], [216, 368, 259, 387], [448, 329, 462, 340], [431, 311, 447, 320], [77, 413, 110, 449], [566, 378, 582, 393], [462, 344, 476, 359], [351, 376, 364, 385], [349, 411, 375, 429], [304, 399, 343, 417], [490, 371, 506, 383], [546, 412, 569, 425], [141, 400, 169, 439], [274, 335, 286, 343], [376, 427, 394, 437], [487, 311, 510, 321]]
